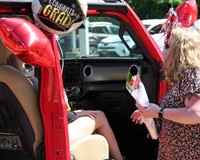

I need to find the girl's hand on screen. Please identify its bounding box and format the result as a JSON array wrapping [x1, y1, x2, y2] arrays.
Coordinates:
[[130, 110, 143, 124]]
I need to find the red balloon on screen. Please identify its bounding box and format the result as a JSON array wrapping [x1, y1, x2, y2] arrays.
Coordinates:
[[0, 17, 55, 68], [175, 0, 198, 27]]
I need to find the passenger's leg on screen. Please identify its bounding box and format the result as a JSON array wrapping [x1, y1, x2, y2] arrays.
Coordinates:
[[68, 110, 124, 160]]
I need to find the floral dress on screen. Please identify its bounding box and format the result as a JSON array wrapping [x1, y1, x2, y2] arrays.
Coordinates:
[[157, 68, 200, 160]]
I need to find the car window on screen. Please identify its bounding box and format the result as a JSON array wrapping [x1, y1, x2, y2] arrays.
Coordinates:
[[91, 26, 109, 34], [110, 26, 119, 34], [58, 17, 142, 59], [149, 24, 163, 34], [144, 24, 151, 29]]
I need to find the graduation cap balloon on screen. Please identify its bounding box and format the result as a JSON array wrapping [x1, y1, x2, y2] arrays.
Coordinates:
[[32, 0, 88, 34]]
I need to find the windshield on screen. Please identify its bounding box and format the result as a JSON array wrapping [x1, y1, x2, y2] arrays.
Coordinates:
[[58, 17, 143, 59], [144, 24, 150, 29]]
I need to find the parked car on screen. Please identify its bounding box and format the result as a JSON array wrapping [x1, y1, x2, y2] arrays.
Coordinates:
[[0, 1, 167, 160], [89, 22, 119, 34], [142, 19, 167, 34], [97, 19, 166, 57], [97, 33, 165, 57], [88, 22, 119, 55], [97, 34, 135, 57], [58, 21, 119, 55]]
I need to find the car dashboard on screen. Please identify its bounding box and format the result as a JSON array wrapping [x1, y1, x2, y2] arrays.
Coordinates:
[[62, 58, 158, 100]]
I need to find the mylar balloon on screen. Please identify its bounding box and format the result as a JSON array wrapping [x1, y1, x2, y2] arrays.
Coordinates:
[[0, 18, 55, 68], [189, 19, 200, 31], [32, 0, 88, 35], [175, 0, 198, 27], [194, 19, 200, 29]]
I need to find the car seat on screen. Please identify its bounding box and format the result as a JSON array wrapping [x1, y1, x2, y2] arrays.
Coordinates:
[[0, 65, 109, 160], [0, 65, 44, 160], [0, 36, 109, 160], [70, 134, 109, 160]]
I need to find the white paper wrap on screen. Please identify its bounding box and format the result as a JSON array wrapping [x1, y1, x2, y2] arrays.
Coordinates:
[[126, 82, 158, 140]]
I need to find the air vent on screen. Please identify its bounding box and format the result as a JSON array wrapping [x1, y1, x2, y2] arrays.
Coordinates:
[[64, 63, 81, 83]]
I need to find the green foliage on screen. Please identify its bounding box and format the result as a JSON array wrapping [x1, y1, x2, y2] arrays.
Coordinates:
[[126, 73, 132, 85], [126, 0, 200, 20]]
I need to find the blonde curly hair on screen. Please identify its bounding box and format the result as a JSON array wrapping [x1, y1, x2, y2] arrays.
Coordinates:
[[164, 27, 200, 85]]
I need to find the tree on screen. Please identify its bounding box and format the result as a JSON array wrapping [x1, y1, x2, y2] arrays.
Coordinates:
[[126, 0, 200, 20]]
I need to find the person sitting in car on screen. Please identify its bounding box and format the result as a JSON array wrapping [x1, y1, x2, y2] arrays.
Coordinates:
[[6, 54, 125, 160]]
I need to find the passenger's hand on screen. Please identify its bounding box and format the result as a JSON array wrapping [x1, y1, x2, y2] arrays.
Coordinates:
[[75, 110, 98, 119], [130, 110, 143, 124], [136, 102, 160, 118]]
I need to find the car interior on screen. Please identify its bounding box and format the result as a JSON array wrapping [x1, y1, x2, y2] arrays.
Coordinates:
[[0, 0, 164, 160], [0, 39, 110, 160], [58, 17, 161, 160]]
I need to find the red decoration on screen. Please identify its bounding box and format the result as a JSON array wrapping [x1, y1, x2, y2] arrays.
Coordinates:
[[175, 0, 198, 27], [163, 8, 179, 49], [0, 18, 55, 67], [130, 77, 140, 86]]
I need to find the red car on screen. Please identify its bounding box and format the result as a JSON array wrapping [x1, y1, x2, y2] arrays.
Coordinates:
[[0, 0, 167, 160]]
